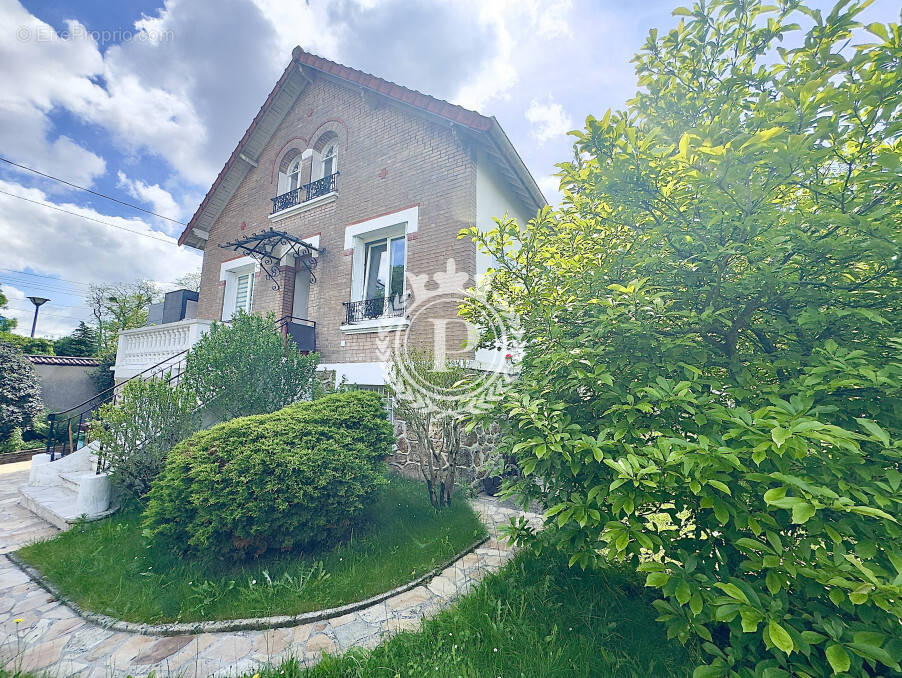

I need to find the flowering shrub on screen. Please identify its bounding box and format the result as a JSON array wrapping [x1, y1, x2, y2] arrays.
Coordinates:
[[143, 391, 392, 559]]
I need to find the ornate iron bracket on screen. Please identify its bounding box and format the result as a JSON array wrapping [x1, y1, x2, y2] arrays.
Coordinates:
[[219, 228, 322, 291]]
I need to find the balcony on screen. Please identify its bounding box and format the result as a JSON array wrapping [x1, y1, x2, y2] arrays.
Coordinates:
[[341, 295, 408, 334], [113, 318, 212, 383], [270, 172, 338, 218], [276, 316, 316, 353]]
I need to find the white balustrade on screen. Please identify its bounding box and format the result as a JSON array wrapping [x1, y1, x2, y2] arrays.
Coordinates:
[[112, 319, 212, 383]]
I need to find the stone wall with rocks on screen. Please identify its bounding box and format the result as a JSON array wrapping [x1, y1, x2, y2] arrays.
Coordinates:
[[390, 418, 501, 488]]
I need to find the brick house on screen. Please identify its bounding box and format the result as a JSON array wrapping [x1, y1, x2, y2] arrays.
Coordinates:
[[114, 46, 544, 393]]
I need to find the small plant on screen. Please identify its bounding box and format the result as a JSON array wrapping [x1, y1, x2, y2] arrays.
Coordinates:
[[143, 391, 393, 560], [389, 349, 477, 508], [90, 376, 200, 496]]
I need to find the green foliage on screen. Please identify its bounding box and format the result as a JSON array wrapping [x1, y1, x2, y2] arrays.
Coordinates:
[[0, 331, 54, 355], [53, 322, 97, 357], [88, 312, 321, 496], [0, 286, 16, 332], [89, 377, 200, 496], [90, 350, 116, 392], [181, 311, 320, 422], [0, 342, 43, 444], [0, 427, 24, 454], [88, 280, 157, 353], [462, 2, 902, 676], [143, 391, 393, 560], [389, 349, 477, 508]]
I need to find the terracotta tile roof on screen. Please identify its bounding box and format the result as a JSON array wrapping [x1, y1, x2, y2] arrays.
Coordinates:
[[291, 47, 494, 132], [27, 355, 100, 367], [179, 47, 539, 247]]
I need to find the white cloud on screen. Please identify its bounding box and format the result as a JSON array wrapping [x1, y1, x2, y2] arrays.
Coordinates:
[[537, 174, 563, 206], [116, 171, 185, 233], [0, 180, 201, 304], [526, 95, 573, 144], [0, 5, 107, 186]]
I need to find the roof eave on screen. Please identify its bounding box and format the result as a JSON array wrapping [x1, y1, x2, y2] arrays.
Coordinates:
[[486, 118, 547, 212]]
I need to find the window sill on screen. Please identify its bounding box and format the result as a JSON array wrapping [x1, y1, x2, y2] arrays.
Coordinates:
[[340, 316, 409, 335], [269, 191, 337, 222]]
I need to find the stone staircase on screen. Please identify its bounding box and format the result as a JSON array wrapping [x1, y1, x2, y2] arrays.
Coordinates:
[[18, 443, 114, 530]]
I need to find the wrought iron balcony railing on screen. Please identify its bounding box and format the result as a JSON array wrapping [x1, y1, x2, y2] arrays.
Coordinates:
[[271, 172, 338, 214], [343, 294, 405, 325]]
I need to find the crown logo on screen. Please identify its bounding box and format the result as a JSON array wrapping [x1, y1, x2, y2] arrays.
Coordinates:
[[405, 259, 471, 305]]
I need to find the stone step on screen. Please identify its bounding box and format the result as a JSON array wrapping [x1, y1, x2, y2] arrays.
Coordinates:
[[18, 484, 117, 531], [57, 471, 82, 494], [18, 484, 80, 530]]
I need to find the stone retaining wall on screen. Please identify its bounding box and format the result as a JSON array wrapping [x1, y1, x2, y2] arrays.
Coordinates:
[[390, 419, 501, 487]]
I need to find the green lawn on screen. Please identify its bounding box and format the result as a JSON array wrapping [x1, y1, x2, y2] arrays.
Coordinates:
[[17, 475, 485, 624], [252, 550, 699, 678]]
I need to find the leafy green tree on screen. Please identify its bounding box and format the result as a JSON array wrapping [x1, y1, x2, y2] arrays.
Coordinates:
[[90, 349, 116, 393], [88, 280, 158, 353], [0, 286, 16, 332], [463, 2, 902, 676], [0, 331, 54, 355], [181, 311, 320, 423], [171, 268, 202, 293], [0, 341, 43, 445], [53, 321, 97, 357]]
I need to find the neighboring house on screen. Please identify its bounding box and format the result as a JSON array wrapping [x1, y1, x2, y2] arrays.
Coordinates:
[[113, 46, 544, 390], [27, 355, 99, 412]]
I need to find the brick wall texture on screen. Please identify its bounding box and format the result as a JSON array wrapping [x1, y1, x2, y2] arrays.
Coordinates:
[[196, 74, 481, 369]]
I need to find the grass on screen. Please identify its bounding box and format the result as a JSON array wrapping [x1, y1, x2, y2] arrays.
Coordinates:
[[248, 550, 699, 678], [16, 475, 485, 624]]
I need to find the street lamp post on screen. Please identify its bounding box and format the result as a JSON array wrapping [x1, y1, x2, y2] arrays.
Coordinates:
[[27, 296, 50, 338]]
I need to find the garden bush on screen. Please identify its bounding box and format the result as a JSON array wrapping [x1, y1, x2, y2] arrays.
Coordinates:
[[181, 310, 320, 423], [0, 341, 43, 446], [90, 377, 200, 496], [143, 390, 392, 559], [462, 2, 902, 676]]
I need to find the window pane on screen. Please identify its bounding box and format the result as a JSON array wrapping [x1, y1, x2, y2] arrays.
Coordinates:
[[365, 242, 387, 299], [235, 273, 250, 311], [389, 236, 405, 297], [288, 161, 301, 191], [323, 146, 335, 176]]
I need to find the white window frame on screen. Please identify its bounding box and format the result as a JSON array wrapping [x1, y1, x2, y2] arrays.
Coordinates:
[[287, 158, 302, 191], [321, 144, 337, 179], [342, 206, 418, 333], [220, 256, 259, 321], [362, 234, 406, 303]]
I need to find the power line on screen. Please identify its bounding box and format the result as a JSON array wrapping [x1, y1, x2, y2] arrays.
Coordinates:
[[0, 156, 187, 225], [0, 189, 179, 245], [0, 275, 91, 295], [0, 269, 94, 288]]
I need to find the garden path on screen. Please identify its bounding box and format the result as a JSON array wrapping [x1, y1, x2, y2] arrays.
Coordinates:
[[0, 468, 540, 677]]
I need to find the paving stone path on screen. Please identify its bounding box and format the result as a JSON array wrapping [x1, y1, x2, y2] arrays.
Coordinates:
[[0, 467, 541, 677]]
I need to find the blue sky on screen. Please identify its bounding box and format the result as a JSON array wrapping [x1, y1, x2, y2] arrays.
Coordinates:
[[0, 0, 899, 338]]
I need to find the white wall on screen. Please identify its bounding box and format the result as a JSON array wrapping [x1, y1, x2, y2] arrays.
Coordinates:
[[475, 149, 533, 371], [475, 148, 533, 281]]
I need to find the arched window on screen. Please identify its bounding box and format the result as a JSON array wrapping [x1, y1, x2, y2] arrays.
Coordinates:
[[288, 158, 302, 191], [321, 144, 337, 178]]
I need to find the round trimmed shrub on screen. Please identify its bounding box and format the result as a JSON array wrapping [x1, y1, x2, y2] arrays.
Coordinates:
[[143, 391, 393, 559]]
